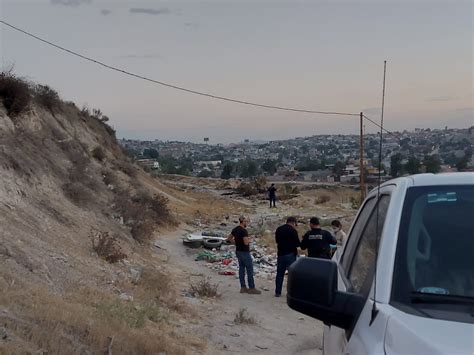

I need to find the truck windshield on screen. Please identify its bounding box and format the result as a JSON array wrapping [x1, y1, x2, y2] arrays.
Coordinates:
[[392, 185, 474, 308]]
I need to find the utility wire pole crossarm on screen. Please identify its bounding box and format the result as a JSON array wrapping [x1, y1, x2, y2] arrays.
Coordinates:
[[360, 112, 366, 203]]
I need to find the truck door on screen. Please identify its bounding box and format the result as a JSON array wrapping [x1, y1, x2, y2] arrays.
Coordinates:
[[324, 192, 392, 355]]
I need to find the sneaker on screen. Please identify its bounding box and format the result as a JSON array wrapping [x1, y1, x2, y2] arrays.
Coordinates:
[[240, 287, 248, 293], [247, 288, 262, 295]]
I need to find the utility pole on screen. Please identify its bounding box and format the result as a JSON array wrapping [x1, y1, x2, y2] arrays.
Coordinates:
[[360, 112, 366, 203]]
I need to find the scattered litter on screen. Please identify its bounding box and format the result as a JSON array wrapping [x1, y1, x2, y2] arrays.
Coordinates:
[[256, 345, 269, 350], [230, 333, 240, 337], [218, 271, 236, 276]]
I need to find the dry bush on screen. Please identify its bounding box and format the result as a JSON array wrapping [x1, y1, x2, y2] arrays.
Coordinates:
[[130, 218, 155, 244], [0, 71, 31, 116], [116, 160, 137, 177], [90, 230, 127, 263], [236, 182, 258, 196], [63, 181, 94, 205], [34, 84, 61, 112], [234, 307, 257, 325], [102, 169, 118, 186], [92, 146, 106, 162], [189, 278, 220, 298], [315, 194, 331, 204]]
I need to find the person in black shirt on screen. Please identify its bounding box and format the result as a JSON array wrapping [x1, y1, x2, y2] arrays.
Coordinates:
[[228, 216, 261, 295], [268, 184, 277, 208], [301, 217, 337, 259], [274, 216, 300, 297]]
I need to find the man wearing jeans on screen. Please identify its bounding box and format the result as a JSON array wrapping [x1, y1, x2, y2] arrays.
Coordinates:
[[229, 216, 261, 295], [275, 216, 300, 297]]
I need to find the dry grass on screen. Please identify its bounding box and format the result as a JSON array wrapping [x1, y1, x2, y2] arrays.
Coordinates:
[[234, 307, 257, 325], [315, 194, 331, 204], [91, 146, 106, 162], [189, 278, 220, 298], [0, 272, 205, 354], [90, 230, 127, 263]]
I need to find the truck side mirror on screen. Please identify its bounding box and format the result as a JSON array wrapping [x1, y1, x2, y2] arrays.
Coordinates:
[[287, 258, 365, 330]]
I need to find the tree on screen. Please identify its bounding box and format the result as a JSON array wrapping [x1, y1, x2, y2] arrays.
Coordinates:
[[239, 160, 258, 178], [423, 155, 441, 173], [390, 153, 403, 177], [332, 161, 346, 178], [198, 169, 213, 178], [456, 157, 469, 171], [221, 163, 233, 179], [143, 148, 159, 159], [404, 157, 420, 175], [261, 159, 277, 175]]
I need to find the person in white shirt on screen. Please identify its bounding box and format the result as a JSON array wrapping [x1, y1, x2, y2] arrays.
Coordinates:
[[331, 220, 347, 248]]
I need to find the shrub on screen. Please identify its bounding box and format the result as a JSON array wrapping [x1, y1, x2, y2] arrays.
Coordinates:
[[189, 278, 220, 298], [315, 194, 331, 204], [236, 182, 258, 196], [102, 170, 118, 186], [117, 160, 137, 177], [92, 146, 106, 162], [90, 230, 127, 263], [63, 182, 93, 205], [130, 219, 155, 244], [0, 71, 31, 116], [234, 308, 257, 325], [34, 84, 61, 112]]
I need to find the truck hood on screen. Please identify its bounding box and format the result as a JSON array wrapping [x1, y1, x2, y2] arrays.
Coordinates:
[[384, 309, 474, 355]]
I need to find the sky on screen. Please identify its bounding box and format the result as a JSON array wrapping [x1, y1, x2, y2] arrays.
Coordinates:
[[0, 0, 472, 143]]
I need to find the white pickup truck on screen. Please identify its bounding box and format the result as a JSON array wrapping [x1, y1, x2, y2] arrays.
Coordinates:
[[288, 173, 474, 355]]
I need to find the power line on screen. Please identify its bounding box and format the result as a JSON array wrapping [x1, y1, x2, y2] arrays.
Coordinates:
[[0, 20, 359, 117], [1, 20, 400, 138]]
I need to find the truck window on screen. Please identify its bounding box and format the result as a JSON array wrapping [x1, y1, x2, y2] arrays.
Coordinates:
[[347, 195, 391, 293], [391, 185, 474, 323], [340, 197, 377, 274]]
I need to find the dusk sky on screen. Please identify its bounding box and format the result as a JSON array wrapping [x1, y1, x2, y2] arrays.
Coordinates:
[[1, 0, 472, 143]]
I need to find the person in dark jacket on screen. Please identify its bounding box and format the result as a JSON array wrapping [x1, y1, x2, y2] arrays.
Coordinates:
[[268, 183, 277, 208], [301, 217, 337, 259], [274, 216, 300, 297]]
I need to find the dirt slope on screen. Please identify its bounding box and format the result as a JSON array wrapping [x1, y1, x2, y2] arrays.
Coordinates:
[[0, 90, 241, 353]]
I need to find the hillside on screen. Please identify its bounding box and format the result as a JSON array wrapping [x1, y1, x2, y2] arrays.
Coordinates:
[[0, 73, 247, 354]]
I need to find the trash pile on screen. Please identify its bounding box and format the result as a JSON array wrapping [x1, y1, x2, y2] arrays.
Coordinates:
[[190, 240, 278, 280]]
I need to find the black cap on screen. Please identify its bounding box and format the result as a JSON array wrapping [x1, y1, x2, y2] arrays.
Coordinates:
[[309, 217, 320, 225]]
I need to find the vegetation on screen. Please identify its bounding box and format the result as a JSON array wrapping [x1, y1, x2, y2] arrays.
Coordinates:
[[90, 230, 127, 263], [234, 308, 257, 325], [189, 278, 220, 298], [0, 70, 31, 116]]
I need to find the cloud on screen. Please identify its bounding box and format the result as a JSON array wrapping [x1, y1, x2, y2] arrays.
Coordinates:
[[51, 0, 92, 6], [426, 96, 459, 102], [129, 8, 171, 15], [100, 9, 112, 16]]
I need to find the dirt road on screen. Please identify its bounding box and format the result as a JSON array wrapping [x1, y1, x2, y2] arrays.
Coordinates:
[[158, 229, 324, 355]]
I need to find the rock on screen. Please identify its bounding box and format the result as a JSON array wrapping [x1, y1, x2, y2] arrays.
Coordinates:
[[130, 268, 142, 284], [118, 293, 133, 302], [0, 327, 7, 340]]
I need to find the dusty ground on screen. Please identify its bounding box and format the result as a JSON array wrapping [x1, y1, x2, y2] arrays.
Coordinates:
[[157, 229, 324, 355]]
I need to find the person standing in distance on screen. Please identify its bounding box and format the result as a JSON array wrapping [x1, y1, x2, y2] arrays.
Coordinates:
[[274, 216, 300, 297], [228, 216, 261, 294], [301, 217, 337, 259], [268, 183, 277, 208]]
